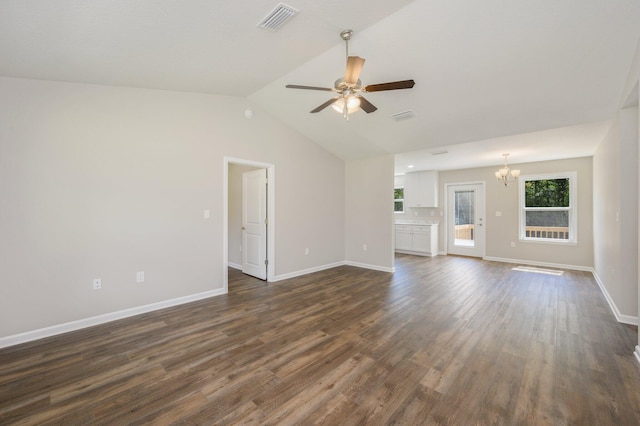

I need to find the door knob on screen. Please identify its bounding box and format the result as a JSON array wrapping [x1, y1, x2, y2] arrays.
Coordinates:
[[241, 226, 246, 230]]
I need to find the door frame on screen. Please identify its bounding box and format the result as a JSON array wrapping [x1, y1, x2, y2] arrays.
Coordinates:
[[443, 181, 486, 257], [223, 157, 275, 292]]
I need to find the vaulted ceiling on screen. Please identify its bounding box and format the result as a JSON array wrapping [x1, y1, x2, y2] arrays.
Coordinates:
[[1, 0, 639, 171]]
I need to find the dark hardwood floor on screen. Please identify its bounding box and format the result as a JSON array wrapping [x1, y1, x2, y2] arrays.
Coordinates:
[[2, 254, 640, 424]]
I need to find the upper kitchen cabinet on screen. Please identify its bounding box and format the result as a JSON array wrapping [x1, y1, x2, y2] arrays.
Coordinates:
[[404, 171, 438, 208]]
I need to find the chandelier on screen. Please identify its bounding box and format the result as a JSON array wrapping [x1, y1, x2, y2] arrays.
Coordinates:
[[495, 154, 520, 186]]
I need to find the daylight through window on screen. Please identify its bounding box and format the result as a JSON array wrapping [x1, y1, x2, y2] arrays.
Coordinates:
[[394, 187, 404, 213]]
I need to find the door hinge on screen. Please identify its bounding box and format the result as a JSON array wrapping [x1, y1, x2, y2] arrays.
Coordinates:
[[265, 259, 269, 266], [265, 218, 268, 225]]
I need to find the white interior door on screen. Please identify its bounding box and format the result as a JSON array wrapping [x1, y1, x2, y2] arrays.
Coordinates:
[[242, 169, 267, 279], [447, 183, 485, 257]]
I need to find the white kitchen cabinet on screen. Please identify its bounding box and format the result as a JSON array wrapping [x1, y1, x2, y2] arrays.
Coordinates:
[[411, 226, 432, 253], [395, 224, 438, 257], [404, 171, 438, 208], [395, 225, 413, 251]]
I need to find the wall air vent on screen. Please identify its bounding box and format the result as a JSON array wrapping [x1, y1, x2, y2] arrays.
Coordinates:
[[257, 3, 299, 31], [391, 110, 416, 121]]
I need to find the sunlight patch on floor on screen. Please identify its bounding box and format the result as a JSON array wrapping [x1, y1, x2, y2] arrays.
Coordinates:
[[512, 265, 564, 276]]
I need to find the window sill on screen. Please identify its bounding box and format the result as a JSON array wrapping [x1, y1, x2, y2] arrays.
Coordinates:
[[519, 238, 577, 246]]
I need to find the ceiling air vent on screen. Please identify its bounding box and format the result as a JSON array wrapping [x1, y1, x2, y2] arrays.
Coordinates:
[[257, 3, 299, 31], [391, 110, 416, 121]]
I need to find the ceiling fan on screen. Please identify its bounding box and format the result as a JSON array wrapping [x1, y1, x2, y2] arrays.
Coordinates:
[[286, 29, 415, 121]]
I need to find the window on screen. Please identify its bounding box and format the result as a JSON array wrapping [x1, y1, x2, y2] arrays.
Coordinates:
[[519, 172, 576, 243], [394, 187, 404, 213]]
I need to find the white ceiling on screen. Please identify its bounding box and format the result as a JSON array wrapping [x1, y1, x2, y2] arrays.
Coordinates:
[[1, 0, 639, 171]]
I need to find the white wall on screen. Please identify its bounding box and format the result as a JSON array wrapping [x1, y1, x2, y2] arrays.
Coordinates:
[[345, 155, 395, 271], [0, 76, 345, 339], [593, 107, 638, 321], [593, 35, 640, 326], [593, 120, 627, 317], [437, 157, 594, 269]]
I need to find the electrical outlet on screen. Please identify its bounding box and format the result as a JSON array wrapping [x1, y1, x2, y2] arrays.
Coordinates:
[[510, 241, 516, 247], [305, 248, 309, 255], [93, 278, 102, 290], [363, 244, 368, 251], [136, 271, 145, 283]]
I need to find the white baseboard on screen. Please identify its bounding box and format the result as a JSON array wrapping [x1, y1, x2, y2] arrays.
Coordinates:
[[344, 261, 395, 273], [635, 346, 640, 366], [592, 270, 638, 326], [227, 262, 242, 270], [272, 261, 347, 282], [272, 260, 394, 282], [394, 249, 436, 258], [0, 288, 226, 349], [483, 256, 593, 272]]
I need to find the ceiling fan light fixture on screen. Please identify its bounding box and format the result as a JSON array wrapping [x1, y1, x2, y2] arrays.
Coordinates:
[[331, 96, 361, 115], [331, 99, 344, 113], [285, 29, 415, 119], [347, 95, 361, 110]]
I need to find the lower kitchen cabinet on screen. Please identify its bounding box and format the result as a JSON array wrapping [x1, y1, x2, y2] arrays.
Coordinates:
[[395, 224, 438, 257]]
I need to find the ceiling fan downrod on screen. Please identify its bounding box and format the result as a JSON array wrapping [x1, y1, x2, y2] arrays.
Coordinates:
[[340, 29, 353, 64]]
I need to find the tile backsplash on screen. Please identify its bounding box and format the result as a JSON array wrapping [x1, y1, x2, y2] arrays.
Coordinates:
[[394, 207, 441, 224]]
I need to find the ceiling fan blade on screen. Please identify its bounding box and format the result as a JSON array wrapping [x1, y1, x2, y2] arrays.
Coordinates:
[[286, 84, 334, 91], [364, 79, 415, 92], [310, 97, 340, 113], [358, 96, 377, 113], [344, 56, 365, 85]]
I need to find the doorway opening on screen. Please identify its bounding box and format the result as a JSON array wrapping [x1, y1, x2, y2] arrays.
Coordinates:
[[223, 157, 275, 293]]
